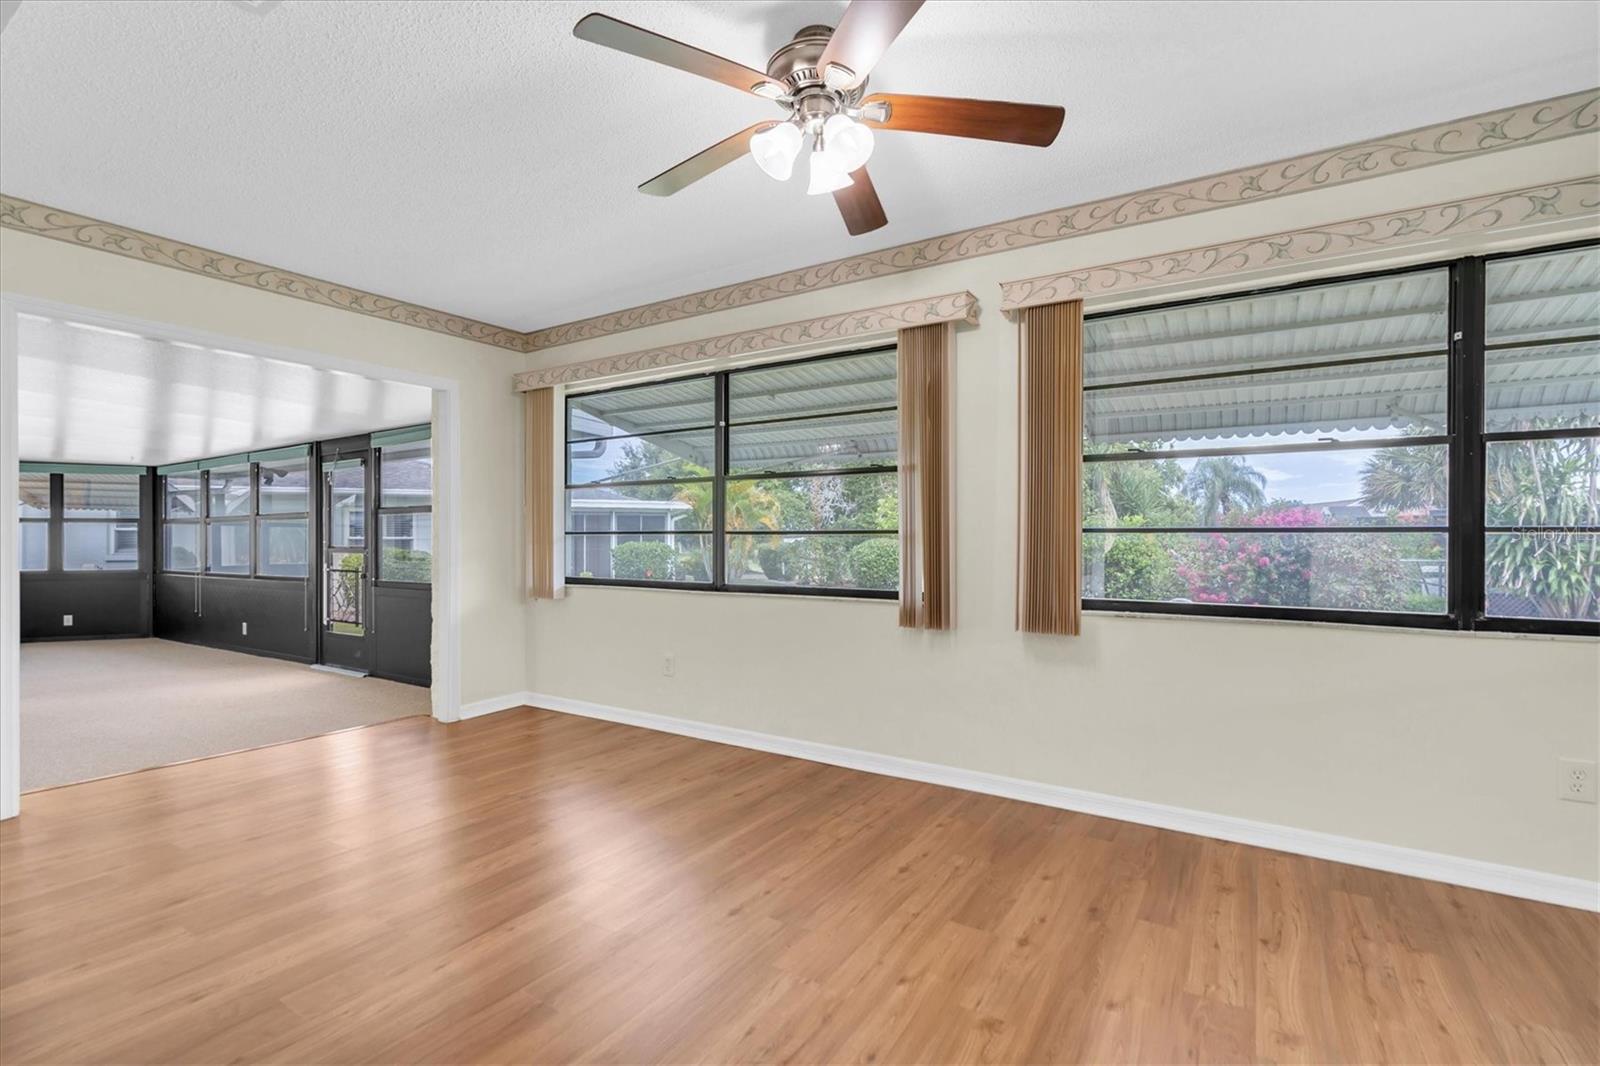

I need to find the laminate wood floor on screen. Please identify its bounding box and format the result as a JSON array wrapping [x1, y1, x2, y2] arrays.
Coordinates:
[[1, 709, 1594, 1064]]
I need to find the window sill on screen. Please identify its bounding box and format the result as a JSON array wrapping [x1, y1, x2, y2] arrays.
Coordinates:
[[559, 581, 897, 606], [1086, 607, 1597, 643], [555, 587, 1590, 639]]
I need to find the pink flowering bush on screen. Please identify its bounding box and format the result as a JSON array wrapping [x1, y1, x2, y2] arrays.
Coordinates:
[[1173, 505, 1410, 609]]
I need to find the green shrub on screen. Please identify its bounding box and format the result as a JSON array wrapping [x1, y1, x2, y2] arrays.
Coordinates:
[[1402, 592, 1447, 613], [380, 548, 432, 583], [757, 545, 789, 582], [613, 540, 675, 581], [1102, 532, 1181, 601], [676, 548, 710, 583], [849, 538, 899, 590]]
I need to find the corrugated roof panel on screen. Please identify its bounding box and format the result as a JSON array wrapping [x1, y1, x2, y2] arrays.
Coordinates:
[[730, 410, 896, 471], [728, 349, 896, 424], [1486, 339, 1600, 429], [1086, 269, 1448, 387], [1487, 245, 1600, 343], [1086, 251, 1599, 442], [567, 349, 897, 442], [1086, 356, 1448, 444], [568, 377, 715, 439]]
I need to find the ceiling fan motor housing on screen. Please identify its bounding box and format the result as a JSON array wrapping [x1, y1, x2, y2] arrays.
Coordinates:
[[767, 25, 866, 124]]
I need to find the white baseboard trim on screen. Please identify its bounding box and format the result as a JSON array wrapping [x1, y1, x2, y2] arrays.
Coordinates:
[[464, 690, 1599, 912], [459, 691, 537, 720]]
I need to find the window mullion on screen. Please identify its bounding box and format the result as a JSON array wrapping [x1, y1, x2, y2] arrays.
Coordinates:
[[1449, 256, 1487, 630], [250, 461, 259, 578], [48, 473, 63, 571], [713, 371, 728, 592]]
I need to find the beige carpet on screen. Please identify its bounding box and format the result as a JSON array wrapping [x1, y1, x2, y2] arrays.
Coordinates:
[[20, 639, 430, 791]]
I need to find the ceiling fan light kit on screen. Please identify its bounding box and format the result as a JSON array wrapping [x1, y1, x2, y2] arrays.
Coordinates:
[[806, 145, 854, 197], [750, 122, 803, 181], [573, 1, 1065, 235]]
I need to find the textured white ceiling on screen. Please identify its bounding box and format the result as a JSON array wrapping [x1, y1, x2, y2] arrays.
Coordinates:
[[16, 313, 433, 465], [2, 1, 1596, 334]]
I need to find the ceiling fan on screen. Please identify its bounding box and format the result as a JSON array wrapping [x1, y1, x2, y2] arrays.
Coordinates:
[[573, 1, 1065, 236]]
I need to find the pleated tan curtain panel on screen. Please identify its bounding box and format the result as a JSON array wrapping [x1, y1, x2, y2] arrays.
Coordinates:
[[1015, 299, 1084, 635], [524, 387, 557, 600], [896, 321, 955, 629]]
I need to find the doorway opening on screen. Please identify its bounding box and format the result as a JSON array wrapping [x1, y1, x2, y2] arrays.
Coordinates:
[[1, 295, 463, 812]]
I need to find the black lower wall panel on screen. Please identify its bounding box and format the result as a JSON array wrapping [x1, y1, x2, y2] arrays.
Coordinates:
[[20, 573, 149, 640], [372, 584, 431, 686], [152, 573, 202, 643], [154, 573, 315, 663]]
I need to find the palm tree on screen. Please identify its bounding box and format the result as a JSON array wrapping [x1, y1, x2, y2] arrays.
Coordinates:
[[1183, 456, 1267, 523], [1359, 446, 1448, 515], [673, 478, 781, 578], [1360, 428, 1598, 618]]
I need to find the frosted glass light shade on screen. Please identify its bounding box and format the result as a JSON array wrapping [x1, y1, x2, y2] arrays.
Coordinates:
[[806, 146, 853, 196], [822, 114, 874, 173], [750, 123, 802, 181]]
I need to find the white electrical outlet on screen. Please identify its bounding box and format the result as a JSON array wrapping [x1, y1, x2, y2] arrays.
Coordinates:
[[62, 614, 73, 627], [1558, 758, 1597, 804], [241, 621, 249, 636], [663, 654, 675, 678]]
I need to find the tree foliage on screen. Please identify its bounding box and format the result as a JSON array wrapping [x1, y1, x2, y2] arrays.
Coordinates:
[[590, 436, 903, 590], [1183, 456, 1267, 523], [1483, 434, 1598, 618], [1360, 446, 1447, 513], [1358, 424, 1598, 618]]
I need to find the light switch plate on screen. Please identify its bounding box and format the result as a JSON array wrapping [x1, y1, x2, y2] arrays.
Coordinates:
[[62, 614, 73, 627]]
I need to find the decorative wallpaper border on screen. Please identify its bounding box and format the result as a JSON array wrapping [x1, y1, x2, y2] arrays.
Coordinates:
[[999, 177, 1600, 311], [0, 195, 527, 351], [524, 88, 1599, 350], [3, 89, 1595, 358], [514, 291, 978, 391]]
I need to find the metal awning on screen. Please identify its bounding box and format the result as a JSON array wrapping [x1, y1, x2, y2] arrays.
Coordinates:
[[1085, 254, 1598, 444], [568, 349, 897, 467]]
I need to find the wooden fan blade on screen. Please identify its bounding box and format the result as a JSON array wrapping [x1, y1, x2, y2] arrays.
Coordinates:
[[574, 13, 784, 98], [832, 167, 888, 235], [640, 122, 778, 197], [862, 93, 1064, 147], [817, 0, 924, 88]]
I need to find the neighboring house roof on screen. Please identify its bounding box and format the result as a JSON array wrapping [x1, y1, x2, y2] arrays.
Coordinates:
[[1486, 591, 1545, 618], [1320, 500, 1377, 520], [375, 451, 432, 494], [568, 486, 690, 512]]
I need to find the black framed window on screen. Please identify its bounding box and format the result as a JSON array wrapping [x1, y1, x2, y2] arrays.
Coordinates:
[[566, 374, 715, 586], [61, 473, 142, 571], [564, 345, 899, 597], [257, 453, 310, 578], [376, 436, 432, 584], [161, 450, 315, 579], [204, 462, 252, 575], [1477, 244, 1598, 629], [1081, 240, 1598, 635], [16, 471, 50, 571], [19, 469, 145, 573], [162, 471, 201, 572]]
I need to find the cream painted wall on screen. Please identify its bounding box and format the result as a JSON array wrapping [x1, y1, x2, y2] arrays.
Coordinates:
[[0, 229, 526, 706], [522, 133, 1600, 881]]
